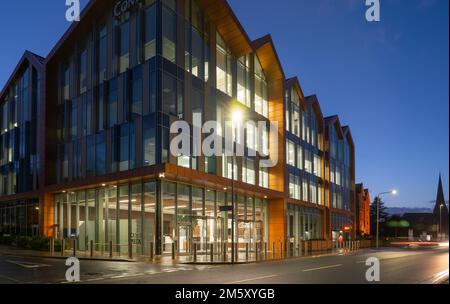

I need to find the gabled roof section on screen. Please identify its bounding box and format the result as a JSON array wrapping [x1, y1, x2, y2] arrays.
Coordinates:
[[198, 0, 252, 57], [1, 50, 45, 99], [324, 115, 344, 139], [286, 77, 306, 110], [305, 95, 324, 132], [252, 35, 285, 83], [342, 125, 354, 148]]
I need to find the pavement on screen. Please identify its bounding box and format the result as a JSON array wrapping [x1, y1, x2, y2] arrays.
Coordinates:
[[0, 246, 448, 284]]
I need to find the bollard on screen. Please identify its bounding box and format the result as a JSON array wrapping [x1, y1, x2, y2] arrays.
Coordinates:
[[223, 243, 227, 262], [193, 243, 197, 262], [280, 241, 283, 258], [299, 241, 303, 257], [90, 240, 94, 257], [265, 242, 268, 260], [272, 242, 276, 259], [210, 243, 214, 262], [50, 238, 54, 256], [109, 240, 113, 259], [255, 243, 259, 261], [245, 243, 249, 261], [172, 242, 176, 260], [61, 239, 65, 256], [305, 241, 308, 256], [72, 239, 76, 257], [149, 242, 154, 261]]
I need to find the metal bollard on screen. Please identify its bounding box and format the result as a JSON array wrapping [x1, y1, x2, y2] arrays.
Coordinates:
[[149, 242, 154, 261], [265, 242, 268, 260], [223, 243, 227, 262], [299, 241, 302, 257], [193, 243, 197, 262], [109, 240, 113, 259], [61, 239, 65, 256], [210, 243, 214, 262], [280, 241, 283, 258], [72, 239, 76, 257], [305, 241, 308, 256], [90, 240, 94, 257], [245, 243, 249, 261], [172, 242, 176, 260], [255, 243, 259, 261], [272, 242, 276, 259], [50, 238, 54, 256]]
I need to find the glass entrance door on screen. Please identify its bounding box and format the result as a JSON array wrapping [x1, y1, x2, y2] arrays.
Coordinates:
[[178, 224, 191, 254]]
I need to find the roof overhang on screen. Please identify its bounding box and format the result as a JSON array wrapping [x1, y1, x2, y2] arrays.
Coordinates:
[[198, 0, 253, 57], [305, 95, 325, 132], [252, 35, 285, 83], [286, 77, 307, 110], [324, 115, 344, 139], [0, 51, 44, 99]]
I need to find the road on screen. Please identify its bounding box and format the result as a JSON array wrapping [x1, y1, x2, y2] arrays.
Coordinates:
[[0, 247, 448, 284]]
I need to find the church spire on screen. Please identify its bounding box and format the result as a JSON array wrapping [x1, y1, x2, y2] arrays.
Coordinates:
[[433, 173, 448, 222]]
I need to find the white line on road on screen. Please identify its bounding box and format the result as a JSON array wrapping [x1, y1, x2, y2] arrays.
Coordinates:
[[226, 275, 279, 284], [6, 260, 51, 269], [303, 264, 343, 272], [0, 274, 21, 283], [431, 269, 449, 284]]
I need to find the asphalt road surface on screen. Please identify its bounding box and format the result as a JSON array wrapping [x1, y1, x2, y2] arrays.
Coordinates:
[[0, 247, 448, 284]]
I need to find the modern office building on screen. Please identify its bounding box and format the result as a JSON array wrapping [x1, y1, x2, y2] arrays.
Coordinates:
[[0, 0, 356, 258]]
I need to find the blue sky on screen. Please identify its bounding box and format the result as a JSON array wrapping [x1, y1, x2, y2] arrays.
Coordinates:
[[0, 0, 448, 207]]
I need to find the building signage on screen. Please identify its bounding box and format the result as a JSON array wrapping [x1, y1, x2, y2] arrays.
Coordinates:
[[219, 206, 233, 212], [114, 0, 141, 18]]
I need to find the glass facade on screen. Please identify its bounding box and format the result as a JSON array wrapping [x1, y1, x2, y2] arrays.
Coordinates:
[[53, 180, 268, 257], [0, 64, 41, 196], [285, 86, 324, 207]]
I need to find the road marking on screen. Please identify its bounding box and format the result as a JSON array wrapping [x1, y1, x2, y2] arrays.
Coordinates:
[[431, 269, 449, 284], [86, 278, 105, 282], [303, 264, 343, 272], [6, 260, 51, 269], [0, 274, 21, 283], [226, 275, 279, 284]]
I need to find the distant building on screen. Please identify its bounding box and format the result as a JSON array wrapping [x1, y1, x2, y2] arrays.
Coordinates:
[[355, 183, 370, 237], [403, 174, 448, 238]]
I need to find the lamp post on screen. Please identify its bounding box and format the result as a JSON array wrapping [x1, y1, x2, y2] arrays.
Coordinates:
[[231, 110, 242, 263], [376, 189, 397, 249], [439, 204, 444, 237]]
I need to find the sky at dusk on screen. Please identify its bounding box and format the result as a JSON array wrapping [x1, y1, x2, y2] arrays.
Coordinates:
[[0, 0, 448, 208]]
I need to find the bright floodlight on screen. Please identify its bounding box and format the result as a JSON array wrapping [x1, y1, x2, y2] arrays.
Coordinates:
[[392, 189, 397, 195], [232, 110, 243, 124]]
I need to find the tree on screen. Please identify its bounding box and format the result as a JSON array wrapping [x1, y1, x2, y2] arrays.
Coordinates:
[[370, 198, 389, 237]]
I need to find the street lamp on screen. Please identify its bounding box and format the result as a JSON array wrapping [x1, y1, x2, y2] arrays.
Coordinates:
[[439, 204, 444, 237], [376, 189, 397, 249], [231, 110, 242, 263]]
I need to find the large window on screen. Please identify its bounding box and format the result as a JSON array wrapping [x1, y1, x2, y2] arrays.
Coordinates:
[[162, 7, 177, 63], [108, 79, 118, 128], [144, 4, 157, 61], [286, 140, 295, 166], [255, 57, 268, 118], [79, 48, 88, 94], [143, 115, 156, 166], [242, 158, 255, 185], [162, 73, 182, 116], [237, 55, 251, 107], [97, 27, 107, 84], [96, 132, 106, 176], [131, 66, 143, 119], [118, 21, 130, 74], [119, 123, 135, 172], [216, 33, 232, 95]]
